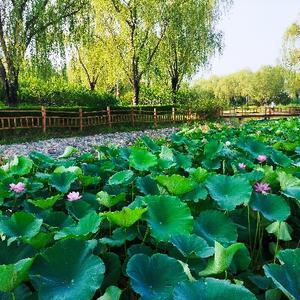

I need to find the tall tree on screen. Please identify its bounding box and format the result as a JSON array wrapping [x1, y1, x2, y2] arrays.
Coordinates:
[[95, 0, 170, 105], [0, 0, 90, 106], [154, 0, 230, 103]]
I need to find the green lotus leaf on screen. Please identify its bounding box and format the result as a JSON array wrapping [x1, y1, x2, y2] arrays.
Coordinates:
[[173, 278, 256, 300], [174, 152, 192, 169], [29, 239, 105, 300], [126, 253, 188, 300], [28, 194, 62, 209], [250, 193, 290, 221], [199, 241, 245, 276], [96, 191, 125, 208], [264, 248, 300, 300], [29, 151, 56, 169], [189, 167, 209, 183], [270, 149, 292, 167], [25, 232, 54, 249], [81, 175, 101, 187], [101, 207, 147, 227], [277, 171, 300, 203], [99, 286, 122, 300], [0, 212, 42, 240], [0, 258, 33, 292], [171, 234, 214, 258], [54, 166, 83, 176], [101, 252, 121, 290], [266, 221, 292, 241], [140, 135, 161, 153], [144, 195, 193, 242], [205, 175, 252, 210], [58, 146, 78, 159], [156, 174, 195, 195], [193, 210, 238, 246], [4, 156, 33, 176], [230, 246, 251, 273], [136, 176, 160, 195], [237, 138, 269, 158], [48, 171, 77, 193], [204, 140, 223, 159], [158, 146, 176, 169], [108, 170, 134, 185], [129, 148, 158, 171], [54, 212, 101, 240], [181, 184, 208, 202], [99, 227, 137, 247]]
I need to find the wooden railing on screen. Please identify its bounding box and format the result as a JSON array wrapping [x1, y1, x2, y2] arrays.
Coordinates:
[[0, 106, 300, 132]]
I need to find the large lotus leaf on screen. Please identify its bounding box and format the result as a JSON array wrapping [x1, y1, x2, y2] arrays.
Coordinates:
[[250, 193, 290, 221], [29, 239, 105, 300], [99, 227, 137, 247], [171, 234, 214, 258], [230, 246, 251, 273], [193, 210, 238, 246], [101, 252, 121, 290], [58, 146, 78, 159], [0, 258, 33, 292], [129, 148, 158, 171], [96, 191, 125, 208], [54, 212, 101, 240], [205, 175, 252, 210], [264, 248, 300, 300], [156, 175, 195, 195], [108, 170, 134, 185], [270, 149, 292, 167], [158, 146, 176, 169], [98, 286, 122, 300], [54, 166, 83, 176], [28, 194, 62, 209], [29, 151, 56, 169], [199, 241, 245, 276], [237, 138, 269, 158], [136, 176, 160, 195], [101, 207, 147, 227], [5, 156, 33, 176], [0, 212, 42, 240], [48, 171, 77, 193], [173, 278, 256, 300], [181, 184, 208, 202], [140, 135, 161, 153], [189, 167, 209, 183], [266, 221, 292, 241], [174, 152, 192, 170], [204, 141, 223, 159], [277, 171, 300, 203], [144, 195, 193, 242], [126, 253, 188, 300]]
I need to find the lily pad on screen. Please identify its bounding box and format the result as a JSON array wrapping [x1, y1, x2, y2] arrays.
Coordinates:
[[129, 148, 158, 171]]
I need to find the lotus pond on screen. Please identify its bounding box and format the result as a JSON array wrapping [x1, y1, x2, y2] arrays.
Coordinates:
[[1, 117, 300, 299]]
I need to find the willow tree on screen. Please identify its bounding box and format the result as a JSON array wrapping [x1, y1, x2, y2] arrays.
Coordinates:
[[95, 0, 170, 105], [152, 0, 230, 103], [0, 0, 90, 106]]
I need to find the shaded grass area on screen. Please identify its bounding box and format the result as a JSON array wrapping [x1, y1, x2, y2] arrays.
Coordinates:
[[0, 123, 178, 145]]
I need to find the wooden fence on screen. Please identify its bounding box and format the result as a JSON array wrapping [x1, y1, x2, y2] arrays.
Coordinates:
[[0, 106, 300, 132]]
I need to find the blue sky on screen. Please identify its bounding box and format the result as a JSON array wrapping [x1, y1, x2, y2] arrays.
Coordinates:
[[197, 0, 300, 79]]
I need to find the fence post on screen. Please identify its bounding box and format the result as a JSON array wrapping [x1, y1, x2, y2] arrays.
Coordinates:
[[172, 107, 175, 124], [41, 106, 46, 133], [107, 106, 112, 128], [188, 108, 192, 123], [154, 108, 157, 128], [79, 108, 83, 132], [131, 107, 135, 127]]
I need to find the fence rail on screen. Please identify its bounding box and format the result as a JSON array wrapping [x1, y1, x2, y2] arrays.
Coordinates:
[[0, 106, 299, 132]]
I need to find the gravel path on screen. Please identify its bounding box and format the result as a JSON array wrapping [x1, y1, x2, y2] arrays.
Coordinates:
[[0, 128, 178, 158]]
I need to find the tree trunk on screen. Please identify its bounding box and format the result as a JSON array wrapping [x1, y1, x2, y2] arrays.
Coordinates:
[[5, 78, 19, 107], [171, 74, 179, 104], [89, 82, 96, 91], [132, 78, 140, 106]]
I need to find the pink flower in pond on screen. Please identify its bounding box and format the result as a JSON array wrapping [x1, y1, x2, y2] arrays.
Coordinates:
[[254, 182, 271, 194], [257, 155, 267, 163], [67, 191, 82, 201], [9, 182, 25, 193], [238, 163, 246, 169]]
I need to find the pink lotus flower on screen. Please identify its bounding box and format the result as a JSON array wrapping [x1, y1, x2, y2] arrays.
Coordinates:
[[67, 191, 82, 201], [238, 163, 246, 169], [9, 182, 25, 193], [254, 182, 271, 194], [257, 155, 267, 163]]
